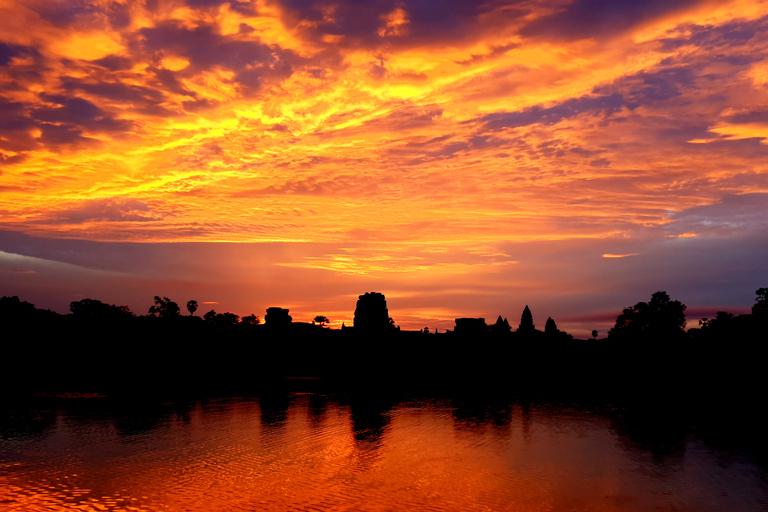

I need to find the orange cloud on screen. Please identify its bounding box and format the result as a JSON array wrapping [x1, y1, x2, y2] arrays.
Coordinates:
[[602, 254, 640, 259]]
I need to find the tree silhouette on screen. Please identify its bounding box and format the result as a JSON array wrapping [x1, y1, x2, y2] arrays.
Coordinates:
[[216, 312, 239, 328], [70, 298, 132, 320], [314, 315, 329, 327], [592, 330, 598, 339], [187, 300, 198, 316], [148, 296, 181, 318], [608, 291, 686, 341], [241, 314, 260, 325], [203, 309, 239, 329], [753, 287, 768, 317], [698, 311, 735, 339], [0, 295, 41, 323]]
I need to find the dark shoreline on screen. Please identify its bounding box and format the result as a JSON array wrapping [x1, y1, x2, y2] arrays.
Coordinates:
[[2, 291, 766, 408]]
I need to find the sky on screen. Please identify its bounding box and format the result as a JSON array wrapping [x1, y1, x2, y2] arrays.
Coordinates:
[[1, 0, 767, 335]]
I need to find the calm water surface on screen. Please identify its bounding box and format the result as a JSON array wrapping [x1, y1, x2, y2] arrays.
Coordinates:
[[1, 394, 766, 511]]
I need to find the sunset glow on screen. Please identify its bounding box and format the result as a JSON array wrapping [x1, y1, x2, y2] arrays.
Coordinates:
[[1, 0, 767, 334]]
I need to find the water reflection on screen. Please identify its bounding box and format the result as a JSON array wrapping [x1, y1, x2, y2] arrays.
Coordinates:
[[0, 394, 766, 511], [259, 392, 290, 429], [350, 397, 391, 445], [307, 393, 327, 430], [609, 402, 689, 465], [0, 403, 57, 441]]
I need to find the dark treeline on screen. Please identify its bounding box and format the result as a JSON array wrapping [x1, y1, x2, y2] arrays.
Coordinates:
[[1, 289, 766, 400]]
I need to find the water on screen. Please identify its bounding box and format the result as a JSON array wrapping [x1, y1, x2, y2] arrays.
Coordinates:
[[1, 394, 766, 511]]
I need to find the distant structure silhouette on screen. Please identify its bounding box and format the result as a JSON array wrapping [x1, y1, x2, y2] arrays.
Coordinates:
[[518, 305, 535, 333], [353, 292, 394, 331], [492, 315, 511, 333], [544, 317, 557, 336], [454, 318, 487, 335], [266, 307, 292, 326]]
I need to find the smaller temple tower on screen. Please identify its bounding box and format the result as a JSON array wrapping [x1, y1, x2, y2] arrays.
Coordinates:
[[265, 307, 292, 327]]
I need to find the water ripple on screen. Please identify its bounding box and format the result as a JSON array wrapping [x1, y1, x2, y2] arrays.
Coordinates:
[[1, 395, 766, 511]]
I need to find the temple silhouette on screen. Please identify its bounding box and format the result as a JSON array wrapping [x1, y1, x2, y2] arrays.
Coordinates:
[[0, 288, 766, 396]]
